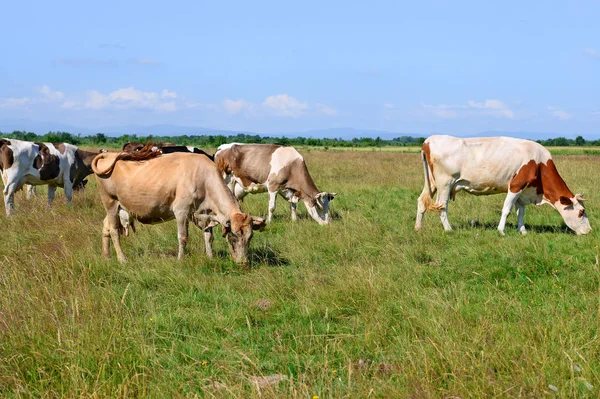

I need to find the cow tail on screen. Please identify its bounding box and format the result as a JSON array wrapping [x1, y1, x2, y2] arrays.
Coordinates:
[[420, 149, 442, 212], [91, 153, 121, 177]]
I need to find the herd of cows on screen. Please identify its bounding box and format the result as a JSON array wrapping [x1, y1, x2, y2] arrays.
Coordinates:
[[0, 135, 591, 265]]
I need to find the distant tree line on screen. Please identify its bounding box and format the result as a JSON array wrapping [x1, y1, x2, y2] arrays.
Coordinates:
[[0, 131, 598, 148], [0, 131, 427, 148]]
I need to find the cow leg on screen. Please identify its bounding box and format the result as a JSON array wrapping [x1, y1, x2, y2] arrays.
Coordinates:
[[415, 185, 438, 231], [102, 216, 112, 258], [436, 181, 453, 231], [64, 181, 73, 204], [176, 215, 189, 260], [104, 206, 126, 262], [267, 190, 277, 223], [498, 191, 521, 236], [516, 201, 527, 235], [3, 182, 17, 216], [26, 185, 37, 200], [47, 185, 57, 207], [278, 190, 298, 221], [203, 227, 214, 258]]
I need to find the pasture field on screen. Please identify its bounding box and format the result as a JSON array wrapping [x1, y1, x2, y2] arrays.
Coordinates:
[[0, 149, 599, 398]]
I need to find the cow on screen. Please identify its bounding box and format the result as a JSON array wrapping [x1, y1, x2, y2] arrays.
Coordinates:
[[25, 144, 103, 200], [0, 139, 100, 215], [122, 141, 214, 161], [415, 135, 592, 235], [214, 143, 336, 225], [92, 145, 266, 264]]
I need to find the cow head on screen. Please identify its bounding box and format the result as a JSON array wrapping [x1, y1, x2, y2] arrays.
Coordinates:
[[305, 192, 337, 225], [551, 193, 592, 235], [221, 213, 266, 264]]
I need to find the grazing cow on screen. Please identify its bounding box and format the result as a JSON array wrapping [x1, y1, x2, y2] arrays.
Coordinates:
[[122, 141, 214, 160], [415, 135, 592, 235], [214, 143, 336, 225], [0, 139, 100, 215], [92, 145, 266, 264]]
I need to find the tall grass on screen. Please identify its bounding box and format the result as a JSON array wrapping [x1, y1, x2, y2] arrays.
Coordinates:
[[0, 150, 598, 398]]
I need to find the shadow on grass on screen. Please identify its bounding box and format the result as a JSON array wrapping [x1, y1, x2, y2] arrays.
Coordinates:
[[249, 245, 290, 267], [207, 246, 289, 269], [467, 221, 570, 234], [270, 208, 343, 222]]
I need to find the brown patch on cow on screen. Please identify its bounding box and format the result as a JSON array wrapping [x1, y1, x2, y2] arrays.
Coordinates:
[[122, 141, 178, 153], [540, 159, 574, 203], [117, 143, 162, 162], [217, 157, 228, 174], [0, 140, 13, 171], [122, 142, 145, 152], [53, 143, 66, 154], [422, 141, 434, 175], [272, 158, 320, 203], [93, 143, 163, 176], [510, 159, 575, 204], [34, 143, 61, 180], [559, 196, 573, 206], [230, 212, 252, 232], [509, 160, 541, 193], [71, 149, 101, 188]]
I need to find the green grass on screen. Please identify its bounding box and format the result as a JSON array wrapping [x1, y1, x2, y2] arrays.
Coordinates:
[[0, 151, 599, 398]]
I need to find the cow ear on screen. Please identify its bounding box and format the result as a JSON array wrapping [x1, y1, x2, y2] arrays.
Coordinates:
[[560, 196, 573, 206], [329, 192, 337, 200], [251, 217, 266, 231]]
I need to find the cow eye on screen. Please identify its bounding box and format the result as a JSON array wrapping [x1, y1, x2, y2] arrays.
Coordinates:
[[578, 209, 585, 218]]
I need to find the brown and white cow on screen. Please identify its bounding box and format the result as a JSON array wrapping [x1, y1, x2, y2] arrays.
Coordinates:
[[25, 143, 102, 200], [92, 145, 266, 264], [0, 139, 100, 215], [415, 135, 591, 235], [214, 143, 336, 225]]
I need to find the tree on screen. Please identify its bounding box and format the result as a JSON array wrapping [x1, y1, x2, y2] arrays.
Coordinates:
[[93, 133, 107, 144], [575, 135, 585, 146]]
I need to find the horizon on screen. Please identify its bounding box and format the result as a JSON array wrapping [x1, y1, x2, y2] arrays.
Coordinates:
[[1, 1, 599, 137]]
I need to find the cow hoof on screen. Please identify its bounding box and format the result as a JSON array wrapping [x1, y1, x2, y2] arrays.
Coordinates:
[[520, 229, 527, 236], [498, 230, 506, 236]]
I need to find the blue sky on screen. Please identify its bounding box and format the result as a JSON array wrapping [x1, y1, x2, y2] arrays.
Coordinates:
[[1, 0, 599, 136]]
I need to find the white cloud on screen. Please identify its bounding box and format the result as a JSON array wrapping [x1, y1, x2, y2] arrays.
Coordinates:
[[548, 105, 572, 120], [161, 89, 177, 99], [0, 85, 65, 108], [316, 103, 337, 116], [584, 48, 599, 59], [590, 109, 600, 116], [223, 98, 252, 114], [420, 103, 459, 118], [383, 103, 395, 109], [76, 87, 178, 112], [222, 94, 314, 117], [39, 85, 65, 102], [467, 99, 514, 119], [420, 99, 514, 119], [262, 94, 308, 117], [0, 97, 31, 108]]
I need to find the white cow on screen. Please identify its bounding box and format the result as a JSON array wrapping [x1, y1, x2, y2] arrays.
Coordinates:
[[0, 139, 101, 215], [415, 135, 591, 235]]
